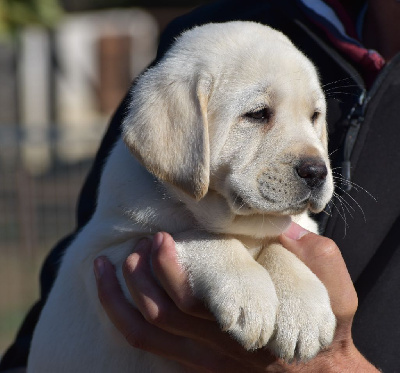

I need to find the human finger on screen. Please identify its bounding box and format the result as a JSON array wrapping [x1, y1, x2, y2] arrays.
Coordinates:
[[94, 255, 269, 373], [150, 232, 212, 319], [279, 222, 358, 323], [122, 237, 238, 348], [94, 255, 187, 355], [148, 232, 291, 368]]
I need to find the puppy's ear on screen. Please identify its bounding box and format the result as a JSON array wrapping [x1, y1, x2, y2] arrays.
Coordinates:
[[123, 66, 212, 200]]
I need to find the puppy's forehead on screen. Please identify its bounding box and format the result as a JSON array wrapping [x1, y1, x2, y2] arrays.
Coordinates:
[[233, 46, 319, 88], [197, 28, 321, 96], [172, 22, 311, 73], [217, 47, 323, 109], [167, 22, 323, 105]]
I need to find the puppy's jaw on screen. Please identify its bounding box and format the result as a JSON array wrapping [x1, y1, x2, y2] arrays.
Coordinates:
[[232, 213, 293, 237], [225, 163, 333, 217]]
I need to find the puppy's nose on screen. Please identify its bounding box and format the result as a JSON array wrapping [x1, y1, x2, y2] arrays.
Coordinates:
[[296, 158, 327, 190]]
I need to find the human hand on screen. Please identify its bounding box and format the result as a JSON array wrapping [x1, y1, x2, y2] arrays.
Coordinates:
[[94, 225, 379, 372]]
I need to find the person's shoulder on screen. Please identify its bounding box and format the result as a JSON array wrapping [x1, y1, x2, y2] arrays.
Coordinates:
[[156, 0, 303, 60]]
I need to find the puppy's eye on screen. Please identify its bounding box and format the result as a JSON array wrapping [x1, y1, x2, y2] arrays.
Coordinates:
[[311, 111, 320, 124], [245, 107, 272, 122]]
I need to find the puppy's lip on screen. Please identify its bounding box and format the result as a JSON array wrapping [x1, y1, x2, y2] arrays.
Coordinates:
[[229, 192, 253, 213], [230, 191, 309, 216], [294, 188, 332, 211], [229, 187, 330, 216], [308, 198, 328, 213], [297, 194, 312, 206], [277, 194, 313, 214]]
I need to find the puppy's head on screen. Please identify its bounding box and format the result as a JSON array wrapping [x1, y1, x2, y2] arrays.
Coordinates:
[[123, 22, 333, 224]]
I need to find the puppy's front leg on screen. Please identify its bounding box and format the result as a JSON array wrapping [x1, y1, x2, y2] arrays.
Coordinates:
[[258, 243, 336, 362], [174, 231, 278, 350]]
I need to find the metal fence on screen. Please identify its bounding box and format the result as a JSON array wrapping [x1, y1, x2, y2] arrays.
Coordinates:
[[0, 127, 101, 355]]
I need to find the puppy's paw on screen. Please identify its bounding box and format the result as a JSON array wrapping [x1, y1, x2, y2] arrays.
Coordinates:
[[200, 263, 278, 350], [268, 277, 336, 361]]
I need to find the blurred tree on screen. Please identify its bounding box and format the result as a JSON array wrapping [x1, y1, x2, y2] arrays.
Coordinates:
[[0, 0, 63, 36]]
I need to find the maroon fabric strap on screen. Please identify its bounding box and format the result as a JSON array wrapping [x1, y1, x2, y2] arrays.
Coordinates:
[[297, 0, 385, 87]]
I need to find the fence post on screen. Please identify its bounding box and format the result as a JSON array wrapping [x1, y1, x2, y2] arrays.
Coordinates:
[[16, 168, 37, 255]]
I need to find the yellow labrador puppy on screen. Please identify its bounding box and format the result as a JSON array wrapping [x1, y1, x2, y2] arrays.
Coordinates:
[[28, 22, 335, 372]]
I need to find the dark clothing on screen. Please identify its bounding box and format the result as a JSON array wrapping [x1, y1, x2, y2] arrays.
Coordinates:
[[2, 0, 400, 371]]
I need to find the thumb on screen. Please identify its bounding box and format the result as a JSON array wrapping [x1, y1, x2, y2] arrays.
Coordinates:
[[278, 222, 357, 321], [279, 222, 339, 274]]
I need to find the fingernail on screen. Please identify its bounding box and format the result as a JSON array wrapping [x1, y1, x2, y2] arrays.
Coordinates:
[[152, 232, 164, 251], [94, 257, 105, 280], [283, 222, 309, 240]]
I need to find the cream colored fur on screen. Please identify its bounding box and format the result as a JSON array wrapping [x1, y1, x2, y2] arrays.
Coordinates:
[[28, 22, 335, 372]]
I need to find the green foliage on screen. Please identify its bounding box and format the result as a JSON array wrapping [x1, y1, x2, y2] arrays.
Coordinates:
[[0, 0, 63, 35]]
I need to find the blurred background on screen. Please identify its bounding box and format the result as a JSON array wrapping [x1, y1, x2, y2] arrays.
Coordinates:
[[0, 0, 208, 357]]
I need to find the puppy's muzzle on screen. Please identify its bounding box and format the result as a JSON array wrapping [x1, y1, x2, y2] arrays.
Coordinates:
[[296, 158, 328, 190]]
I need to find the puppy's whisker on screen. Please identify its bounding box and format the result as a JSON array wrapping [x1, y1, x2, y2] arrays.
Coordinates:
[[332, 173, 377, 201], [333, 189, 356, 213], [321, 77, 353, 89], [325, 91, 360, 98], [266, 216, 288, 233], [324, 84, 359, 93], [334, 203, 349, 238], [332, 175, 362, 193], [329, 198, 349, 234], [232, 197, 248, 214], [321, 205, 332, 217], [327, 97, 344, 103], [232, 193, 241, 211], [330, 168, 346, 176], [261, 213, 267, 233], [328, 148, 339, 157], [335, 186, 366, 222], [333, 192, 354, 219], [238, 202, 247, 211]]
